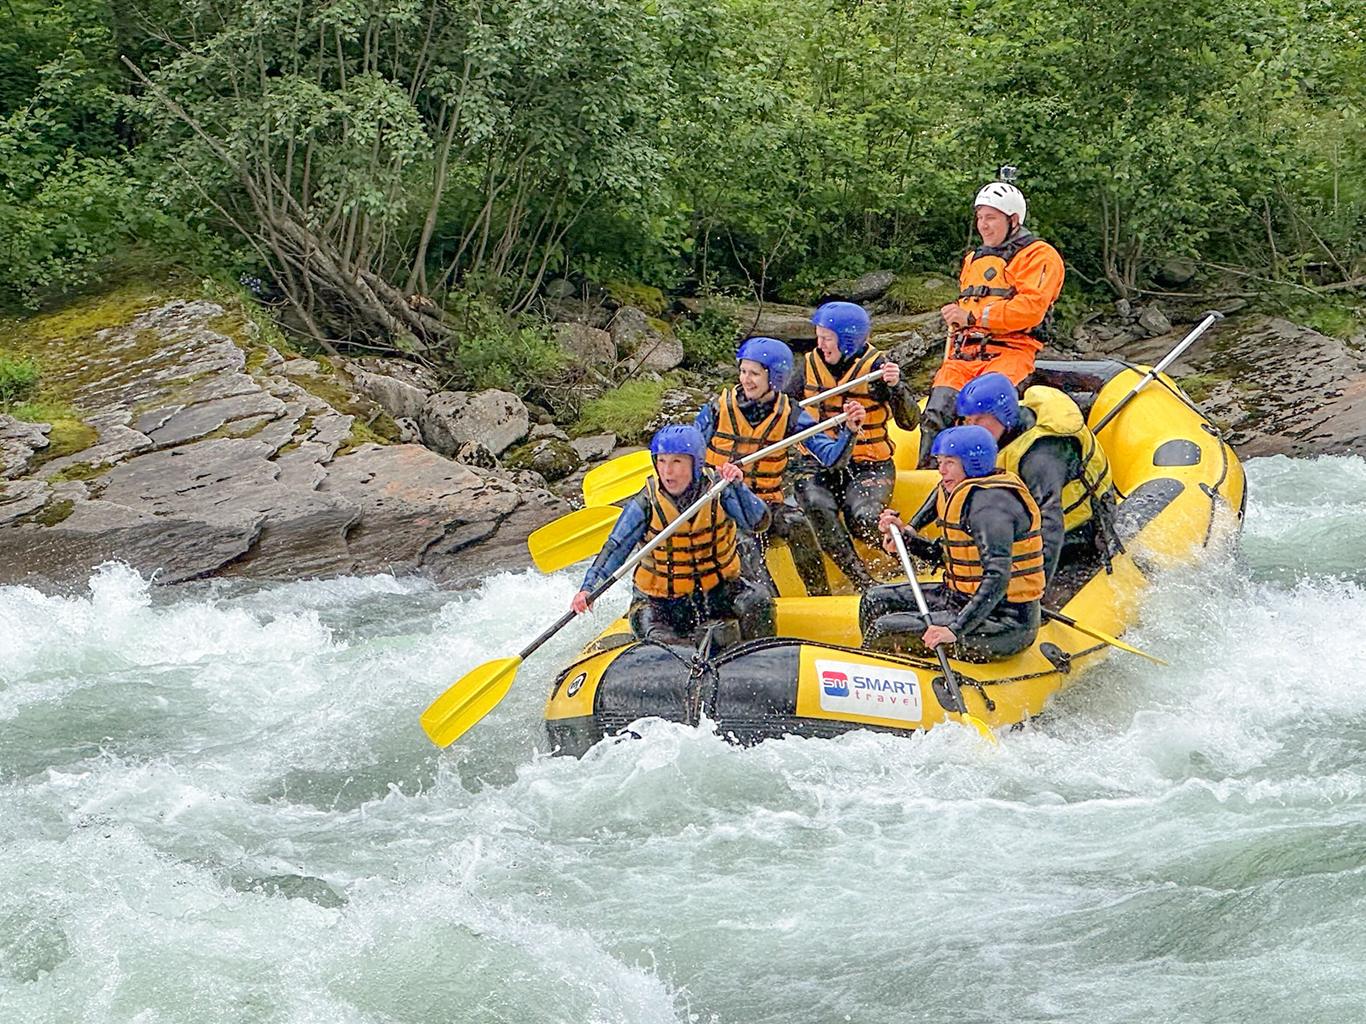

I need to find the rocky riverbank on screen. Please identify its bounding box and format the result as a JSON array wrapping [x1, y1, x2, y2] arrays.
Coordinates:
[[1, 285, 1362, 593], [0, 297, 574, 591]]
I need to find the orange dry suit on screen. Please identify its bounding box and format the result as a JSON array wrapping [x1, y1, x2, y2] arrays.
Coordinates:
[[936, 231, 1065, 390]]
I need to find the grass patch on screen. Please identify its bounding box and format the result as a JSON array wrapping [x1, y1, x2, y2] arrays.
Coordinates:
[[1282, 299, 1360, 340], [9, 400, 99, 468], [605, 280, 667, 316], [575, 376, 675, 438], [45, 461, 108, 483]]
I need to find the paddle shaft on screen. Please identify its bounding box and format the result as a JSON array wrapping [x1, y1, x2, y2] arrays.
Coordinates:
[[1091, 312, 1223, 434], [736, 410, 850, 467], [1040, 607, 1167, 665], [888, 525, 968, 714], [569, 415, 851, 633], [796, 369, 883, 409]]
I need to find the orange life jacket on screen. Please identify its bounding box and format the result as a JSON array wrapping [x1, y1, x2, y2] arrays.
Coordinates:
[[936, 471, 1045, 604], [952, 232, 1063, 361], [704, 388, 791, 504], [803, 347, 892, 463], [633, 472, 741, 598]]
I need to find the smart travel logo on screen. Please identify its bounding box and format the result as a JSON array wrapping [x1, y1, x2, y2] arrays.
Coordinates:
[[813, 658, 924, 723]]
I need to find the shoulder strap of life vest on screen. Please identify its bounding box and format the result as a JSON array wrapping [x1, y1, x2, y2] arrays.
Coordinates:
[[998, 386, 1114, 531], [632, 471, 741, 597]]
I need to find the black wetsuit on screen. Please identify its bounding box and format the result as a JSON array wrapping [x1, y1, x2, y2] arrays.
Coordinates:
[[1000, 409, 1120, 588], [629, 576, 775, 645], [860, 486, 1040, 662], [785, 351, 919, 588]]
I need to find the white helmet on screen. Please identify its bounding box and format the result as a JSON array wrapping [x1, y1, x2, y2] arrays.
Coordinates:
[[974, 181, 1027, 226]]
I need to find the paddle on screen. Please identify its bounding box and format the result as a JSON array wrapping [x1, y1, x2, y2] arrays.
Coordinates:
[[1091, 311, 1224, 434], [580, 449, 654, 508], [1041, 608, 1167, 665], [528, 505, 625, 573], [425, 417, 848, 747], [886, 524, 995, 740], [581, 370, 881, 506], [531, 411, 852, 574]]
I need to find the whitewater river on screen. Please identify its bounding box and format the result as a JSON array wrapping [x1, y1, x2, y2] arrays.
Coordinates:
[[2, 454, 1365, 1023]]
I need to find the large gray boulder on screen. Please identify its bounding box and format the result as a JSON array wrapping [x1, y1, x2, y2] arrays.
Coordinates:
[[850, 269, 897, 303], [350, 368, 429, 421], [418, 389, 530, 457], [552, 322, 615, 366], [610, 306, 684, 372], [0, 299, 567, 591], [503, 438, 582, 482]]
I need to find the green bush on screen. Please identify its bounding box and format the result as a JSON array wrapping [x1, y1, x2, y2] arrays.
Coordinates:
[[677, 307, 741, 368], [445, 293, 566, 393], [0, 353, 40, 408]]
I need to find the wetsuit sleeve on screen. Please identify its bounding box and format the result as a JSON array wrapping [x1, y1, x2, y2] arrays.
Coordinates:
[[693, 399, 719, 444], [908, 490, 938, 531], [947, 489, 1028, 636], [867, 354, 920, 431], [580, 495, 650, 593], [1016, 438, 1072, 581], [720, 481, 770, 531], [790, 406, 855, 466], [782, 360, 807, 402], [975, 242, 1065, 335]]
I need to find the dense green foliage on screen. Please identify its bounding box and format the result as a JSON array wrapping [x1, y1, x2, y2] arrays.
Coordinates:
[[5, 0, 1366, 360]]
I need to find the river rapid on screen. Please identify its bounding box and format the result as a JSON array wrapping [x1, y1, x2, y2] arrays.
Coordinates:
[[2, 454, 1365, 1024]]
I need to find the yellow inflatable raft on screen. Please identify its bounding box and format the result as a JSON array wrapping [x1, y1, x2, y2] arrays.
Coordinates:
[[545, 359, 1245, 757]]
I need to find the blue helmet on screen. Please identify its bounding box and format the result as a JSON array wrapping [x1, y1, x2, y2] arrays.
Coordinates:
[[650, 424, 706, 480], [811, 301, 871, 357], [931, 425, 998, 478], [956, 372, 1019, 430], [736, 336, 794, 392]]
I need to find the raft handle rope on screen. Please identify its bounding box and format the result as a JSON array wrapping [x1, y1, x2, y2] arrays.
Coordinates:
[[1198, 421, 1234, 546]]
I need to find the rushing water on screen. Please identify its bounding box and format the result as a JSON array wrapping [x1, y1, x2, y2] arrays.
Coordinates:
[[2, 454, 1366, 1024]]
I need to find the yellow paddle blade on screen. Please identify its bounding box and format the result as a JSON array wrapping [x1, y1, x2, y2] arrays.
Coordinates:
[[528, 505, 623, 573], [582, 449, 654, 506], [421, 656, 523, 747], [959, 713, 1000, 744]]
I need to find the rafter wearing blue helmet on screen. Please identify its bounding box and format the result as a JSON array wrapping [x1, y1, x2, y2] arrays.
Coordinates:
[[955, 372, 1020, 431], [571, 424, 774, 646], [931, 424, 999, 478], [955, 375, 1120, 581], [860, 425, 1045, 663], [693, 337, 867, 597], [736, 336, 793, 393], [785, 301, 920, 591]]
